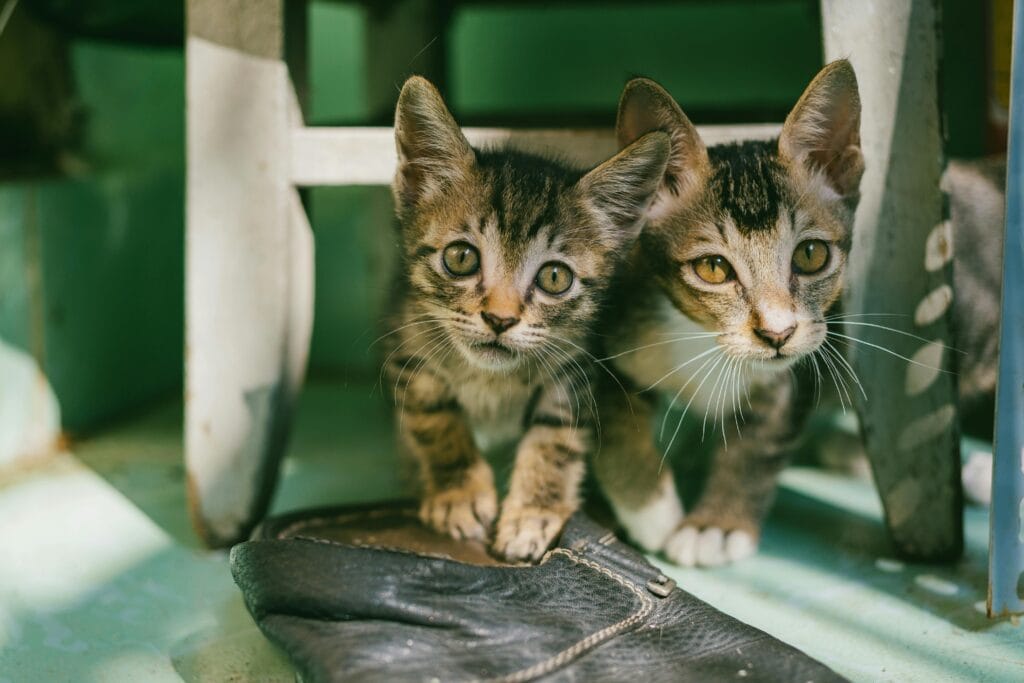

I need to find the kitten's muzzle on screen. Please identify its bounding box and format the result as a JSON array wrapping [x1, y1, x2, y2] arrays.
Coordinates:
[[481, 311, 520, 335], [754, 325, 795, 350]]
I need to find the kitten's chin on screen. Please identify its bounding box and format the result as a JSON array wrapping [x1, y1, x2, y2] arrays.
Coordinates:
[[459, 340, 523, 372]]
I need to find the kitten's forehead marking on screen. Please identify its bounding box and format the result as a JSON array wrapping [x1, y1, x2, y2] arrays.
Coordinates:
[[707, 140, 788, 233]]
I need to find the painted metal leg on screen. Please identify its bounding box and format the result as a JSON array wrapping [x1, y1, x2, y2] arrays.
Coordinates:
[[989, 0, 1024, 618], [822, 0, 963, 560], [185, 0, 313, 547]]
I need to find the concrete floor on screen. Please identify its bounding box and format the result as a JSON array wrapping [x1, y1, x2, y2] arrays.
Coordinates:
[[0, 381, 1020, 682]]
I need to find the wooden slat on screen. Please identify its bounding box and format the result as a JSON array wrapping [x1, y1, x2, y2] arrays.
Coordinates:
[[289, 124, 781, 187]]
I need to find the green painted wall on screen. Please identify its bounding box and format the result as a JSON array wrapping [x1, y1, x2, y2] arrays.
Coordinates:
[[450, 2, 822, 123]]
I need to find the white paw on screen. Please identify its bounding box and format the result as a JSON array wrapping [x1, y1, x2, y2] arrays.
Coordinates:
[[664, 526, 758, 567], [611, 475, 684, 552]]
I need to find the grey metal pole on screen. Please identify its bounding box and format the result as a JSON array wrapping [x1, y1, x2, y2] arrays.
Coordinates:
[[821, 0, 963, 559], [988, 0, 1024, 618]]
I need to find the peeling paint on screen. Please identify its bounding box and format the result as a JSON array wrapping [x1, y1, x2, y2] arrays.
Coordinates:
[[913, 284, 953, 327], [1018, 498, 1024, 544], [904, 341, 945, 396], [887, 478, 923, 528], [924, 220, 954, 271], [897, 404, 956, 452]]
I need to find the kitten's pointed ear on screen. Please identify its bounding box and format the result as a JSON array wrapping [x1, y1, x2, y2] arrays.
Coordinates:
[[393, 76, 475, 211], [779, 59, 863, 199], [577, 131, 671, 245], [616, 77, 709, 215]]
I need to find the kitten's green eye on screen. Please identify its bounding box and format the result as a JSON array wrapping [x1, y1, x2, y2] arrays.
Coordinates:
[[792, 239, 829, 275], [535, 262, 574, 295], [693, 255, 734, 284], [442, 241, 480, 276]]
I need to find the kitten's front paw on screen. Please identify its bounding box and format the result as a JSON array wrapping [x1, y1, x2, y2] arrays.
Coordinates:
[[663, 519, 758, 568], [493, 507, 568, 562], [420, 479, 497, 542]]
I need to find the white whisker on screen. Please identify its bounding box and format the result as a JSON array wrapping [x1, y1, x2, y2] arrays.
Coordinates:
[[831, 321, 965, 354], [646, 345, 721, 392], [600, 334, 718, 361], [827, 331, 956, 375]]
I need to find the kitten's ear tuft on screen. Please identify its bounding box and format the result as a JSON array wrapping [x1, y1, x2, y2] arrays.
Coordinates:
[[779, 59, 863, 199], [393, 76, 475, 211], [616, 77, 709, 214], [577, 131, 671, 244]]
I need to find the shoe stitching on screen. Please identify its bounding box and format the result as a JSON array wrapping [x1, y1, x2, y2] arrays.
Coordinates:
[[482, 548, 654, 683]]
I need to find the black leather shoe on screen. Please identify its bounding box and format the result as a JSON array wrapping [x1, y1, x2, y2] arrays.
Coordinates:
[[231, 503, 846, 682]]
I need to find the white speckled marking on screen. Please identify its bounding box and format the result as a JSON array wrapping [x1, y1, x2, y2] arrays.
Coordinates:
[[914, 574, 959, 596], [1018, 498, 1024, 543], [887, 478, 924, 528], [924, 220, 954, 271], [913, 284, 953, 327], [875, 558, 904, 572], [904, 340, 945, 396], [962, 451, 993, 506], [974, 600, 988, 615], [897, 404, 956, 452]]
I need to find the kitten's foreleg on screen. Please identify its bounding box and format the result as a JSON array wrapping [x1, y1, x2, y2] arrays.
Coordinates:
[[591, 384, 684, 552], [494, 388, 589, 562], [665, 376, 809, 567], [396, 371, 497, 541]]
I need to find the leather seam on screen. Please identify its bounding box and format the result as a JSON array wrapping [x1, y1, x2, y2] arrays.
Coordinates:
[[483, 548, 654, 683]]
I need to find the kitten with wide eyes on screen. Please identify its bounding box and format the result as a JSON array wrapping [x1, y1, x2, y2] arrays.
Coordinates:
[[383, 76, 669, 561], [594, 61, 864, 566]]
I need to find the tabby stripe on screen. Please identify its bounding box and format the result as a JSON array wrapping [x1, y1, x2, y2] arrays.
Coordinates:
[[531, 413, 576, 429], [404, 398, 460, 414], [413, 244, 438, 259]]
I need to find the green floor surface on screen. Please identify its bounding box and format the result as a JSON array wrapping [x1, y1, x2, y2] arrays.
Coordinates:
[[0, 381, 1019, 682]]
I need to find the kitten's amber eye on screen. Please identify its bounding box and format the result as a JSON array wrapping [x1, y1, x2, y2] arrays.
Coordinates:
[[442, 241, 480, 276], [792, 239, 829, 275], [693, 255, 734, 284], [535, 262, 574, 295]]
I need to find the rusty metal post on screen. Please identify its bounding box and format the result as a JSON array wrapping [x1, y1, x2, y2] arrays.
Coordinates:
[[822, 0, 963, 560]]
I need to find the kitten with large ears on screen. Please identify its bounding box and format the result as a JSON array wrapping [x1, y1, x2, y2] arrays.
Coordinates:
[[383, 76, 670, 561], [596, 61, 864, 566]]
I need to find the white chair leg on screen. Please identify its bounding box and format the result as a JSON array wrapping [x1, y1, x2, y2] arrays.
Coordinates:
[[185, 0, 313, 546]]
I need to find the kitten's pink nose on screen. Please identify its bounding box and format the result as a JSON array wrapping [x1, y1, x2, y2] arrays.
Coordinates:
[[481, 311, 519, 335], [754, 326, 795, 349]]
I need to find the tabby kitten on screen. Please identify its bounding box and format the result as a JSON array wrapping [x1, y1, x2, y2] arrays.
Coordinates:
[[383, 76, 670, 561], [594, 61, 864, 566]]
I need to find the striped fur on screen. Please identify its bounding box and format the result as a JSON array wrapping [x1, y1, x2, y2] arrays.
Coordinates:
[[599, 61, 864, 566], [383, 76, 669, 561]]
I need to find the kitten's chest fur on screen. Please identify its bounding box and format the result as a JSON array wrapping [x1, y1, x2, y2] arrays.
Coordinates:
[[609, 293, 746, 414], [449, 364, 537, 451]]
